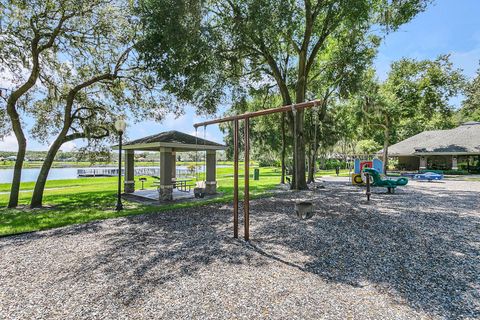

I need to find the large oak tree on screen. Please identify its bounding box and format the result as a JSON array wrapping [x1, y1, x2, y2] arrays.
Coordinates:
[[138, 0, 431, 189], [0, 0, 109, 207], [358, 55, 464, 172], [27, 1, 172, 208]]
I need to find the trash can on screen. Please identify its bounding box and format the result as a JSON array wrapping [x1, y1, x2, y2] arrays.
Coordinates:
[[253, 168, 260, 180]]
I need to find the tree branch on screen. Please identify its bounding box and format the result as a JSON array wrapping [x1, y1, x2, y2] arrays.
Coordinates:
[[63, 127, 110, 142], [305, 3, 337, 75]]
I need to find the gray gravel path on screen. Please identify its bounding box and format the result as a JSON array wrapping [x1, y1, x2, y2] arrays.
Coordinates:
[[1, 179, 479, 319]]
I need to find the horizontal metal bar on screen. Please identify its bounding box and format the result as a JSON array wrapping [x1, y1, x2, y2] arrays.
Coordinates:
[[193, 99, 322, 128]]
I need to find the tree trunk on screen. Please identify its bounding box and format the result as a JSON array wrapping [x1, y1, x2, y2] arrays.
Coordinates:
[[293, 44, 308, 190], [30, 133, 66, 208], [383, 128, 389, 174], [6, 38, 41, 207], [7, 97, 29, 208], [292, 109, 307, 189], [308, 143, 319, 183], [320, 153, 326, 170], [8, 129, 26, 208], [280, 113, 286, 184], [307, 148, 314, 183]]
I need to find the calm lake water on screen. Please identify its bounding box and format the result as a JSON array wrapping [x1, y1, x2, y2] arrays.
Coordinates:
[[0, 168, 81, 183], [0, 165, 229, 184]]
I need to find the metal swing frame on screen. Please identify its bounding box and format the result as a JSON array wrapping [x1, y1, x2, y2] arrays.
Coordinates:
[[194, 126, 208, 198], [194, 99, 323, 241]]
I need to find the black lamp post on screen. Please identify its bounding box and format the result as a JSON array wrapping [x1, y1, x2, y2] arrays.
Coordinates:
[[115, 116, 127, 211]]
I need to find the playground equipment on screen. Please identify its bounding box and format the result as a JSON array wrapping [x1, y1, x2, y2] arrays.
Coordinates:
[[351, 158, 383, 185], [289, 103, 321, 220], [414, 172, 444, 181], [294, 201, 315, 219], [363, 168, 408, 193], [194, 99, 322, 241]]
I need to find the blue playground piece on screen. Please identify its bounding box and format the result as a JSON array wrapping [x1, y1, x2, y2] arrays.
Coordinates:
[[354, 158, 384, 174], [413, 172, 444, 181], [372, 158, 383, 173], [354, 159, 361, 174]]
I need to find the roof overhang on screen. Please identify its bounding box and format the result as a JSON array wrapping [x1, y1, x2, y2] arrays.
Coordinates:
[[413, 151, 480, 156], [385, 152, 480, 157]]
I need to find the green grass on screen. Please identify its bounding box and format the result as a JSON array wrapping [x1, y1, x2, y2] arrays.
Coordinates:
[[464, 177, 480, 181], [0, 166, 349, 236], [0, 160, 245, 169], [316, 169, 351, 177], [0, 166, 280, 236]]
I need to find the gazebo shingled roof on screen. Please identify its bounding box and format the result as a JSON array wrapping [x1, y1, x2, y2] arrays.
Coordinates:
[[113, 130, 226, 152]]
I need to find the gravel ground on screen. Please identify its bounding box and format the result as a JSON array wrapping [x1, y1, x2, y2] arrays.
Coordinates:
[[1, 179, 479, 319]]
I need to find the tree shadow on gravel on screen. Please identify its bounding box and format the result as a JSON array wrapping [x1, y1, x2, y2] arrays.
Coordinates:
[[48, 204, 267, 307], [1, 181, 478, 318], [251, 183, 480, 319]]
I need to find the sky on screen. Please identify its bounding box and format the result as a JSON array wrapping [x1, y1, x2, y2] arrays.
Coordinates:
[[1, 0, 480, 152]]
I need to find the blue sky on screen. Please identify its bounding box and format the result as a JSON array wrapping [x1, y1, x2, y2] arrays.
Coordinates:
[[1, 0, 479, 152]]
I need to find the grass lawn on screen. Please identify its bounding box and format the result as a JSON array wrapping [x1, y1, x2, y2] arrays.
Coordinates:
[[464, 177, 480, 181], [0, 166, 281, 236], [316, 168, 351, 177], [0, 160, 245, 169], [0, 166, 349, 236]]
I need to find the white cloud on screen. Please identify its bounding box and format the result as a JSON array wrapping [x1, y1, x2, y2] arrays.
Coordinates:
[[0, 133, 19, 151], [59, 141, 76, 152], [0, 132, 52, 152], [0, 133, 78, 152]]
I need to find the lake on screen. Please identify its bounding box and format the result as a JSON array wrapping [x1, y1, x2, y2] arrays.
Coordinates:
[[0, 168, 81, 183], [0, 165, 229, 184]]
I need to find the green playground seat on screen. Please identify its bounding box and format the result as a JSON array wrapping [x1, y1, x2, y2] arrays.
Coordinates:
[[363, 168, 408, 193]]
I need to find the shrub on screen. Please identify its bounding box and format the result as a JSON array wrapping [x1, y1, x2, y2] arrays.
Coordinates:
[[420, 169, 469, 175], [443, 169, 468, 175]]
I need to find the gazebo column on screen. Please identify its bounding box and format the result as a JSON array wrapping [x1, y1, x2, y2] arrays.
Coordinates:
[[159, 147, 173, 201], [419, 156, 427, 170], [452, 155, 458, 170], [124, 150, 135, 193], [171, 152, 176, 179], [205, 150, 217, 194]]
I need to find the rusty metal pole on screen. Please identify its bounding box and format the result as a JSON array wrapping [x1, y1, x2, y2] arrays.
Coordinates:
[[194, 100, 322, 128], [233, 119, 239, 238], [244, 117, 250, 241], [192, 100, 325, 240], [365, 172, 371, 201]]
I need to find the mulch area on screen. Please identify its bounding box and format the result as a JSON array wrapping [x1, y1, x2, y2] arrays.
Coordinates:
[[1, 179, 479, 319]]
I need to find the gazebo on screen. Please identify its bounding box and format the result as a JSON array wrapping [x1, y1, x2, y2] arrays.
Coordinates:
[[112, 130, 226, 201]]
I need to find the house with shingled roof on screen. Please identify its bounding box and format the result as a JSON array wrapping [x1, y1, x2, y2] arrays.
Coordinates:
[[378, 121, 480, 171]]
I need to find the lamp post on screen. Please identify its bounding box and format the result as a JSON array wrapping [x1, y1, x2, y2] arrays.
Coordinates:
[[115, 116, 127, 211]]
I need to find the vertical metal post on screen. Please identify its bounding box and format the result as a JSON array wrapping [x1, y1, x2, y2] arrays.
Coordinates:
[[115, 132, 124, 211], [365, 172, 371, 202], [244, 117, 250, 241], [233, 119, 239, 238]]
